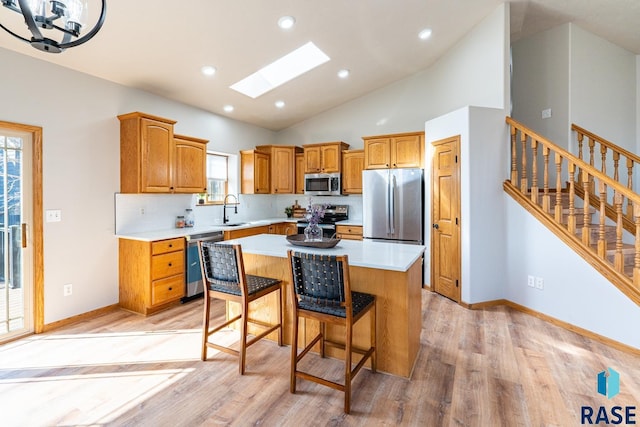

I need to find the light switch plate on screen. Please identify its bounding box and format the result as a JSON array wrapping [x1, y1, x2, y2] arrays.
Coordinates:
[[46, 209, 62, 222]]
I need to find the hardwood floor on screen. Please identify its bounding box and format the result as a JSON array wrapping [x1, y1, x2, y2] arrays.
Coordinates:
[[1, 290, 638, 426]]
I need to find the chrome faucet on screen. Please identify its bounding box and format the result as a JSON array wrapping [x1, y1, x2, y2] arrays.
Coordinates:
[[222, 194, 238, 224]]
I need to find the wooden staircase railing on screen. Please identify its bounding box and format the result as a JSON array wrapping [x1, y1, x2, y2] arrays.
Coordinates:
[[504, 117, 640, 306], [572, 123, 639, 234]]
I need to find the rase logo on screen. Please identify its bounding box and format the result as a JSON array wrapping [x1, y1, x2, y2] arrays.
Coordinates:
[[581, 367, 636, 425], [598, 368, 620, 399]]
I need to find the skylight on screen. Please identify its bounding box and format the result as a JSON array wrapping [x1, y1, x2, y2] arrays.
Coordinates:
[[230, 42, 330, 99]]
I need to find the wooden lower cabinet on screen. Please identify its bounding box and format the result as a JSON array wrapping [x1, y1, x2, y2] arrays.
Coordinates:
[[223, 225, 270, 240], [274, 222, 298, 235], [119, 237, 185, 315], [336, 224, 363, 240]]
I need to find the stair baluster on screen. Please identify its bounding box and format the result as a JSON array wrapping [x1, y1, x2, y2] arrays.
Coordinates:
[[510, 125, 517, 186], [634, 201, 640, 288], [614, 192, 624, 272], [555, 153, 563, 223], [581, 172, 592, 246], [568, 162, 576, 233], [521, 131, 528, 193], [627, 159, 634, 219], [598, 181, 607, 258], [531, 139, 539, 203], [543, 146, 550, 214]]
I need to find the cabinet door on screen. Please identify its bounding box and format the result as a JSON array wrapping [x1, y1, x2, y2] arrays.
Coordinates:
[[364, 138, 391, 169], [174, 136, 207, 193], [321, 144, 341, 173], [342, 151, 364, 194], [391, 134, 423, 168], [272, 147, 295, 193], [255, 152, 271, 194], [141, 118, 174, 192], [295, 153, 304, 194], [304, 146, 322, 173]]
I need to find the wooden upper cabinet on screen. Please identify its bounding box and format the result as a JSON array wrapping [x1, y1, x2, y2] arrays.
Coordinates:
[[240, 149, 271, 194], [303, 142, 349, 173], [256, 145, 302, 194], [363, 131, 424, 169], [295, 153, 304, 194], [174, 134, 208, 193], [342, 149, 365, 194], [363, 138, 390, 169], [119, 112, 176, 193], [118, 112, 207, 194]]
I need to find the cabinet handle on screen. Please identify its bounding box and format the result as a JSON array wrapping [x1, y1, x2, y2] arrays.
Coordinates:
[[393, 163, 396, 167], [168, 262, 172, 267], [275, 189, 278, 192], [386, 164, 389, 167], [170, 186, 174, 190], [168, 287, 173, 291], [169, 244, 173, 248]]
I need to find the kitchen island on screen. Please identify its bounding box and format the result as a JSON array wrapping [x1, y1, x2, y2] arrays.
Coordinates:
[[224, 234, 425, 378]]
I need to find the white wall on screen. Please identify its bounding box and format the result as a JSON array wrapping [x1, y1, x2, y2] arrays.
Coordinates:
[[277, 4, 509, 149], [511, 24, 571, 148], [425, 107, 507, 303], [570, 25, 637, 151], [0, 47, 275, 324], [506, 196, 640, 349]]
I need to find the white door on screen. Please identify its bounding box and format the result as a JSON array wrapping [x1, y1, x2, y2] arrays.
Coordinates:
[[0, 128, 33, 340]]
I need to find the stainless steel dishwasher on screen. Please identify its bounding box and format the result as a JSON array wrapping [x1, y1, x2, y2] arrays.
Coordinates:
[[182, 230, 224, 302]]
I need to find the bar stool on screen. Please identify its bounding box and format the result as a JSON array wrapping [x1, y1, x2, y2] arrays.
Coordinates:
[[198, 242, 283, 374], [287, 250, 376, 413]]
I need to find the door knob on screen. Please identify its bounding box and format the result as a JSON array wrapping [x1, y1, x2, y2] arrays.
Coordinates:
[[432, 224, 439, 229]]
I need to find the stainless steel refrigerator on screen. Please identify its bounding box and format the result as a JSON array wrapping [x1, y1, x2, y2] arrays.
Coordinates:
[[362, 168, 424, 244]]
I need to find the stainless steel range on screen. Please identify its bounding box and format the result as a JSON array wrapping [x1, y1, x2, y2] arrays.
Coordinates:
[[296, 204, 348, 238]]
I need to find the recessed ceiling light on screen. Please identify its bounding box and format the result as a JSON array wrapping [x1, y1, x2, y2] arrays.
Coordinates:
[[201, 66, 216, 76], [337, 69, 350, 79], [275, 100, 285, 109], [223, 105, 234, 113], [418, 28, 432, 40], [278, 16, 296, 30], [230, 42, 330, 99]]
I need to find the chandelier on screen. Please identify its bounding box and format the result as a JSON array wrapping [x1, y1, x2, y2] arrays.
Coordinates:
[[0, 0, 106, 53]]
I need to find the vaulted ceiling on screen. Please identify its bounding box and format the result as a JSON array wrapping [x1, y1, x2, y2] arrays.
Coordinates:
[[0, 1, 638, 130]]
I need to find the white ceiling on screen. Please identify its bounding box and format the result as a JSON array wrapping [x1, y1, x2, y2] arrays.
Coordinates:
[[0, 0, 638, 131]]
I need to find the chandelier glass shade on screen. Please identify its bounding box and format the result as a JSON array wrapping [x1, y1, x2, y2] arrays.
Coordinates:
[[0, 0, 106, 53]]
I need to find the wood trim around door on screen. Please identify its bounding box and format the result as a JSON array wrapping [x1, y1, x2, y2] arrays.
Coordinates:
[[430, 135, 461, 303], [0, 120, 44, 333]]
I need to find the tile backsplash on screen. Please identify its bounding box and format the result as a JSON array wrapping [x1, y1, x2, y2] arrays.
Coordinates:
[[115, 193, 363, 234]]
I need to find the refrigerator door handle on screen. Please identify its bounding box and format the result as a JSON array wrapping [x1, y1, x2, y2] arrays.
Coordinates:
[[390, 173, 396, 234]]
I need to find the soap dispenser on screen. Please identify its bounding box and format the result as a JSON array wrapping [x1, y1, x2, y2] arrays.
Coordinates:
[[185, 208, 194, 228]]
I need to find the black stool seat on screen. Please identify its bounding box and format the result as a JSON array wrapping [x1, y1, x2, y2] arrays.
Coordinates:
[[298, 291, 375, 318], [209, 275, 281, 296]]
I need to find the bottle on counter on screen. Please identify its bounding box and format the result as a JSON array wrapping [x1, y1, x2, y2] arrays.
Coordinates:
[[185, 209, 194, 227], [175, 215, 185, 228]]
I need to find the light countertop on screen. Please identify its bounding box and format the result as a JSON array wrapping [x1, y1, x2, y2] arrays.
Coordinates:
[[116, 218, 298, 242], [225, 234, 424, 272], [116, 217, 363, 242]]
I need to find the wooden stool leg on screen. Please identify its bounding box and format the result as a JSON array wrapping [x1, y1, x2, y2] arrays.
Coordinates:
[[320, 322, 326, 358], [344, 320, 353, 414], [277, 287, 283, 346], [371, 301, 377, 373], [290, 312, 299, 393], [239, 302, 249, 375], [201, 292, 211, 361]]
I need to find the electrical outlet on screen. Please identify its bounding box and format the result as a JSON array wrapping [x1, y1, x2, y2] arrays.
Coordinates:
[[140, 207, 145, 215], [535, 277, 544, 290], [527, 275, 535, 288], [63, 283, 73, 296], [541, 108, 552, 119]]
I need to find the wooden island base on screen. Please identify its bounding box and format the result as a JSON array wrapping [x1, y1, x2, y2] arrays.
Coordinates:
[[228, 252, 422, 378]]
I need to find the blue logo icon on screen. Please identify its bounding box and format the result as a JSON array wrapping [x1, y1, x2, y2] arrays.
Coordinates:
[[597, 367, 620, 399]]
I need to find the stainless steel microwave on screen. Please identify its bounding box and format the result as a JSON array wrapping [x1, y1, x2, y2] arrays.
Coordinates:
[[304, 173, 341, 196]]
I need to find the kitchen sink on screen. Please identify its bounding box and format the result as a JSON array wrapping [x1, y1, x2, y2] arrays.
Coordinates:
[[222, 222, 248, 227]]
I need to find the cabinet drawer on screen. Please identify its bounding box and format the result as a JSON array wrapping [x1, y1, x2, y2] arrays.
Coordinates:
[[151, 238, 185, 255], [151, 251, 184, 279], [151, 275, 184, 305], [336, 225, 363, 240]]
